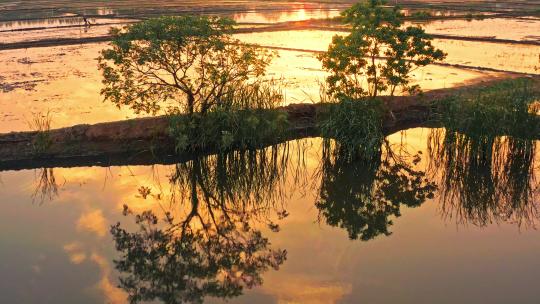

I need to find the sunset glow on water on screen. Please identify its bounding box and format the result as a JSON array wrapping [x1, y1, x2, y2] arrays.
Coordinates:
[[0, 1, 539, 303]]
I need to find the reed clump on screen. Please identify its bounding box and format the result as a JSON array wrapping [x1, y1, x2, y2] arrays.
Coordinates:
[[168, 80, 289, 153], [318, 98, 385, 161], [438, 78, 540, 139]]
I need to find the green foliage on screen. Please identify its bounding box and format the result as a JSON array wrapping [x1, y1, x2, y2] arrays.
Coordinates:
[[98, 15, 274, 115], [169, 80, 289, 153], [464, 12, 486, 21], [170, 108, 288, 153], [439, 78, 540, 138], [318, 0, 446, 99], [318, 97, 385, 160]]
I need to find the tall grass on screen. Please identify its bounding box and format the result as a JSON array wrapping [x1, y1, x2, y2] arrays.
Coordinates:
[[318, 98, 385, 161], [27, 111, 53, 155], [438, 78, 540, 139], [169, 80, 289, 152]]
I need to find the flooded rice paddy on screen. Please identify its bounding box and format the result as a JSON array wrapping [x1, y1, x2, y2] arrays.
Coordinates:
[[0, 39, 501, 133], [0, 1, 539, 303]]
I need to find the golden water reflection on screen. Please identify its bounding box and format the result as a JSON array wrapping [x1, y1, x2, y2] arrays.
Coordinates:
[[0, 128, 538, 303], [235, 30, 540, 74], [232, 8, 341, 24], [409, 18, 540, 42]]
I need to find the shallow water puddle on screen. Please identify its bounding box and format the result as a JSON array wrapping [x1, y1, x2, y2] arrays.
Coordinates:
[[231, 7, 342, 24]]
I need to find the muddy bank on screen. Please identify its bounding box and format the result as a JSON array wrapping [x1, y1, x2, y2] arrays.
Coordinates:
[[1, 77, 538, 171], [0, 101, 428, 172]]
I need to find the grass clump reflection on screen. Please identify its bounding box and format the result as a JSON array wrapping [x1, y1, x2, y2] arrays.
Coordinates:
[[429, 78, 540, 226], [428, 130, 539, 227]]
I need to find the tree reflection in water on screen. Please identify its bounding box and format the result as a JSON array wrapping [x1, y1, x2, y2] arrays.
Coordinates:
[[111, 143, 302, 304], [315, 139, 436, 241], [109, 129, 539, 303], [428, 129, 539, 227]]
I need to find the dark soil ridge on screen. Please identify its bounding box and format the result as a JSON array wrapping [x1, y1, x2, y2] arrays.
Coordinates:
[[1, 77, 538, 172], [0, 21, 138, 33], [2, 22, 540, 51]]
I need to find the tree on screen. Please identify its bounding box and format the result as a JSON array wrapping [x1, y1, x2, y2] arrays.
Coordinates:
[[318, 0, 446, 99], [98, 16, 274, 115]]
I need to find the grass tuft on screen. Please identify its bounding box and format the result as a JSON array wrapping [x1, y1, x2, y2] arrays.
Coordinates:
[[27, 111, 53, 155], [318, 98, 384, 161]]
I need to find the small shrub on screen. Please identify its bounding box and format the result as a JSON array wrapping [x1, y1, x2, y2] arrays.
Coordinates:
[[169, 108, 289, 152], [410, 11, 433, 20], [169, 80, 289, 152]]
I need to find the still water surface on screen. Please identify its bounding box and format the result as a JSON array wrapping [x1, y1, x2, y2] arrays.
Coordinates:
[[0, 129, 539, 303]]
